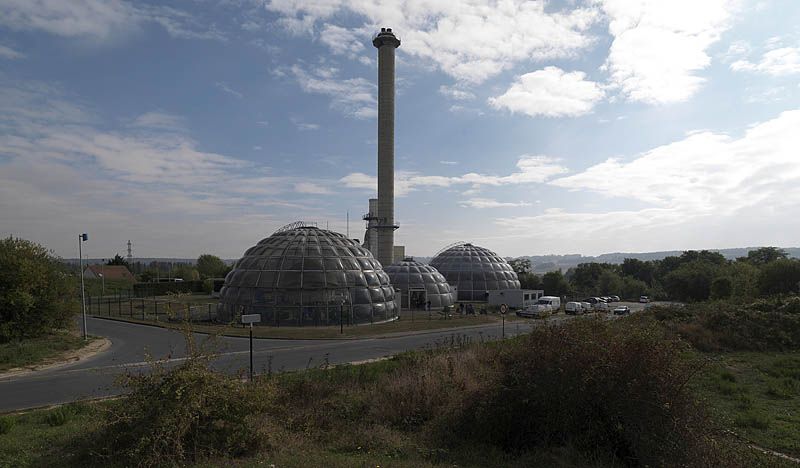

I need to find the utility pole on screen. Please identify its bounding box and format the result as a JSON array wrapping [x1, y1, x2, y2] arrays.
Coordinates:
[[78, 233, 88, 339]]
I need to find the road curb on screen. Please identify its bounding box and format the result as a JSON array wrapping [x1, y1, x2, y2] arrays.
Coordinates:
[[89, 314, 516, 341], [0, 337, 112, 380]]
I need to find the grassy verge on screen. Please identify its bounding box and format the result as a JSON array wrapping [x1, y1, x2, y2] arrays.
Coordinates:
[[0, 331, 92, 373], [0, 403, 103, 467], [93, 312, 502, 339], [692, 351, 800, 458]]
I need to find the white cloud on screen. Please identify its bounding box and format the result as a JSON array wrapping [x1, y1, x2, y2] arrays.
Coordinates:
[[731, 46, 800, 76], [488, 110, 800, 254], [290, 117, 320, 130], [439, 85, 475, 101], [598, 0, 736, 104], [0, 0, 224, 42], [294, 182, 331, 194], [319, 23, 368, 58], [215, 81, 244, 99], [549, 109, 800, 215], [266, 0, 599, 83], [0, 78, 334, 257], [341, 155, 568, 196], [0, 45, 24, 59], [439, 160, 458, 165], [130, 111, 186, 131], [489, 66, 604, 117], [288, 64, 376, 119], [460, 198, 531, 209]]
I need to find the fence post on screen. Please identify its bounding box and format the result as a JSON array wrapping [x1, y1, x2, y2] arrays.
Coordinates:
[[208, 303, 212, 321], [155, 300, 158, 317], [107, 298, 111, 316], [129, 298, 133, 317], [141, 297, 145, 320], [117, 296, 121, 316]]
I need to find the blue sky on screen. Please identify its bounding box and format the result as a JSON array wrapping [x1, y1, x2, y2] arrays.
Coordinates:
[[1, 0, 799, 260]]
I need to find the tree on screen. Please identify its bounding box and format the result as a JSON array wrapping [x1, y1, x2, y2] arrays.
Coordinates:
[[509, 258, 532, 275], [710, 276, 733, 300], [0, 237, 77, 342], [597, 270, 624, 296], [570, 262, 617, 295], [740, 247, 789, 266], [196, 254, 227, 279], [662, 261, 719, 302], [542, 270, 571, 297], [621, 277, 649, 300], [758, 259, 800, 296], [106, 254, 130, 269], [518, 272, 542, 290], [173, 264, 200, 281], [621, 258, 656, 286]]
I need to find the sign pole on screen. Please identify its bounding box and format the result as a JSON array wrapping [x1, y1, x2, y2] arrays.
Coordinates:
[[500, 303, 508, 339], [240, 313, 261, 381], [249, 323, 253, 382]]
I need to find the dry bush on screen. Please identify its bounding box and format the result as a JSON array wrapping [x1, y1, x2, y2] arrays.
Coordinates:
[[86, 333, 273, 467], [371, 347, 498, 430]]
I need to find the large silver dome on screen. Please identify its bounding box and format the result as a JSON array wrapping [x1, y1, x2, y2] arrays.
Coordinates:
[[384, 258, 455, 310], [429, 242, 520, 301], [217, 224, 397, 326]]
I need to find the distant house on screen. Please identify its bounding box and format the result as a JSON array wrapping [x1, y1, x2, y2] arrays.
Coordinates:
[[83, 265, 135, 281]]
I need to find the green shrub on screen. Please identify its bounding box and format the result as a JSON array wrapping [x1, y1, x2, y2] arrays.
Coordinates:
[[0, 237, 77, 342], [44, 407, 69, 427], [455, 319, 723, 466], [0, 416, 14, 435], [734, 410, 770, 430], [651, 300, 800, 352]]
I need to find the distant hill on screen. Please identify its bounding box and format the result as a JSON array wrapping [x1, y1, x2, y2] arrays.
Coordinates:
[[64, 248, 800, 274], [518, 247, 800, 273]]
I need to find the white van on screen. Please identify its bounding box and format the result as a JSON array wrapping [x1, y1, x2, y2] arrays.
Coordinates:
[[565, 301, 584, 315], [538, 296, 561, 310]]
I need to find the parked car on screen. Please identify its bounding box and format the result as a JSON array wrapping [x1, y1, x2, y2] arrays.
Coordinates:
[[613, 305, 631, 315], [584, 297, 599, 304], [593, 301, 609, 311], [610, 295, 620, 302], [580, 301, 592, 312], [639, 295, 650, 303], [565, 301, 584, 315], [517, 305, 549, 318]]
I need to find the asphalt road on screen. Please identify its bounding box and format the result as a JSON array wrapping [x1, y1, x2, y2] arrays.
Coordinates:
[[0, 302, 658, 413], [0, 315, 541, 413]]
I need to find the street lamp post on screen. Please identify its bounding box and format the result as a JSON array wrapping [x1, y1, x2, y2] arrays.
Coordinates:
[[78, 233, 88, 339], [99, 272, 105, 298]]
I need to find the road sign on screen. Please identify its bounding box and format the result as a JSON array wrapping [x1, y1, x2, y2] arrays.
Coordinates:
[[500, 303, 508, 315], [241, 313, 261, 324]]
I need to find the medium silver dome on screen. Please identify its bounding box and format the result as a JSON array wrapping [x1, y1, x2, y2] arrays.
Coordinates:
[[429, 243, 520, 301], [384, 258, 455, 309]]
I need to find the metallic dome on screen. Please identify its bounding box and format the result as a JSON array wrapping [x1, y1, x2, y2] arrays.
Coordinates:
[[429, 242, 520, 301], [217, 225, 397, 326], [384, 258, 455, 310]]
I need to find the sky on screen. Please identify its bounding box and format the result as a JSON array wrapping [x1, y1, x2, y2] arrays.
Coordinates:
[[1, 0, 799, 261]]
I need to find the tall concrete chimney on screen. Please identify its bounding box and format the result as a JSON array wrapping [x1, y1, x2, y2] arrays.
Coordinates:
[[372, 27, 400, 267]]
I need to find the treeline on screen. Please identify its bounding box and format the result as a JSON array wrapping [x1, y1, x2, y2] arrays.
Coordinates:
[[511, 247, 800, 302]]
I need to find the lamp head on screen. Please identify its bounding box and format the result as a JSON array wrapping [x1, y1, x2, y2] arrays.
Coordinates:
[[80, 233, 88, 242]]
